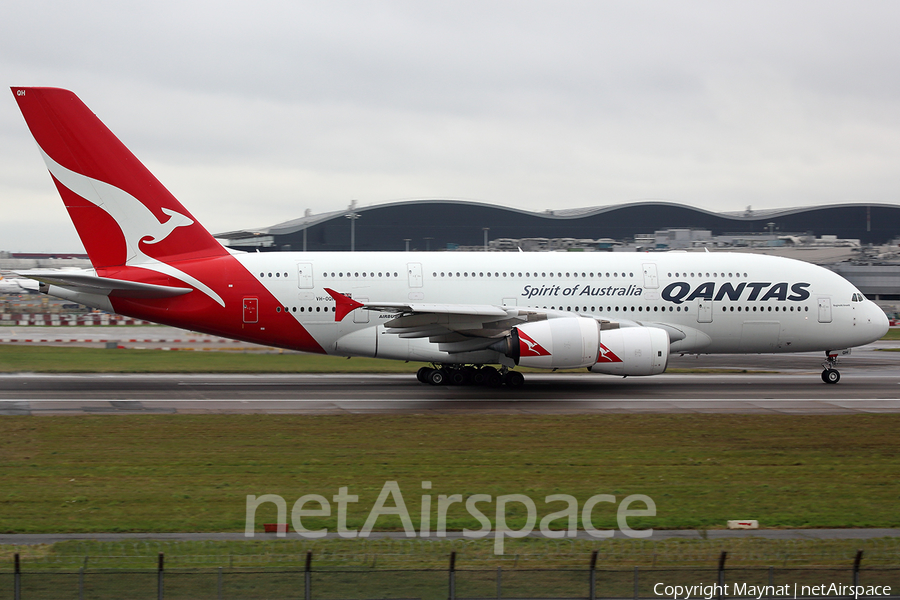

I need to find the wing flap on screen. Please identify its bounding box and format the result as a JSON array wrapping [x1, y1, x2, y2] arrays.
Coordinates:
[[367, 302, 510, 317]]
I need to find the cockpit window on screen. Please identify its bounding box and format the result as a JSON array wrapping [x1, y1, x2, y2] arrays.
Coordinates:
[[851, 293, 864, 302]]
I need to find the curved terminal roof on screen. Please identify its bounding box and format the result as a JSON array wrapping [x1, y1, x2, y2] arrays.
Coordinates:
[[216, 200, 900, 251]]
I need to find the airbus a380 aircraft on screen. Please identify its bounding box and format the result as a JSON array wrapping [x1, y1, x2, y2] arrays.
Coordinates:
[[0, 274, 39, 294], [10, 87, 889, 387]]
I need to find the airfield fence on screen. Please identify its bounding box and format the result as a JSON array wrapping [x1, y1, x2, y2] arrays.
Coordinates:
[[3, 551, 899, 600]]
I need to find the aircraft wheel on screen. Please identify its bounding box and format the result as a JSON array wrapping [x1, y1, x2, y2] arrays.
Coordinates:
[[481, 366, 503, 387], [427, 368, 447, 386], [472, 369, 487, 385], [450, 369, 469, 385], [505, 371, 525, 388], [417, 367, 433, 383], [823, 368, 840, 384]]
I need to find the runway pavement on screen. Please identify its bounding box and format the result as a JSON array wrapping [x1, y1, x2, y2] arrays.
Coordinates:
[[1, 330, 897, 414], [1, 370, 899, 414]]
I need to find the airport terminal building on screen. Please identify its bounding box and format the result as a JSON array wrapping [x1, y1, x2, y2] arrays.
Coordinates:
[[216, 201, 900, 253]]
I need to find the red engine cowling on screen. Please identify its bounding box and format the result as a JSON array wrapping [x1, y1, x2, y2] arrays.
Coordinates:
[[589, 327, 669, 376], [492, 318, 670, 375]]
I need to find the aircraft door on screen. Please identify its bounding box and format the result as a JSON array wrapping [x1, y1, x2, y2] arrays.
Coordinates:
[[642, 263, 659, 289], [297, 263, 314, 289], [242, 297, 258, 323], [353, 297, 369, 323], [407, 263, 423, 288], [697, 298, 713, 323], [817, 297, 832, 323]]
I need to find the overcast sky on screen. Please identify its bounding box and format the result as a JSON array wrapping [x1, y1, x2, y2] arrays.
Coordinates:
[[3, 0, 900, 252]]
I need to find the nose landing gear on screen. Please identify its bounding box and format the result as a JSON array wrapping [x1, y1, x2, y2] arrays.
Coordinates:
[[821, 350, 846, 384], [821, 368, 840, 384]]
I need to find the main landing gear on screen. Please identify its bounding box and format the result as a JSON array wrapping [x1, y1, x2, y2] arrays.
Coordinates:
[[821, 351, 841, 384], [416, 365, 525, 388]]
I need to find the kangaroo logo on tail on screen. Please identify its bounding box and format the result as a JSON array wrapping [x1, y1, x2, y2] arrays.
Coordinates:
[[39, 148, 224, 306], [143, 207, 195, 245]]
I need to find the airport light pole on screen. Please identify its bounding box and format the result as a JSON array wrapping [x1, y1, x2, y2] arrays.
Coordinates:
[[303, 208, 312, 252], [346, 201, 360, 252], [483, 228, 489, 252]]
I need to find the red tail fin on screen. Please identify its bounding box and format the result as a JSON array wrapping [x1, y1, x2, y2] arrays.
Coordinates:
[[11, 87, 227, 269]]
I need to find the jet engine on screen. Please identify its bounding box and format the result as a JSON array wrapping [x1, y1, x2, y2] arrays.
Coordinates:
[[490, 317, 670, 375], [588, 326, 669, 376]]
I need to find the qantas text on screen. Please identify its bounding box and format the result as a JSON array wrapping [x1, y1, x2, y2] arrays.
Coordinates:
[[662, 281, 810, 305]]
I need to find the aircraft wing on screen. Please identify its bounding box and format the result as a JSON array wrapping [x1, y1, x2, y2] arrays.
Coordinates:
[[326, 288, 711, 353], [15, 270, 193, 299], [326, 288, 620, 353]]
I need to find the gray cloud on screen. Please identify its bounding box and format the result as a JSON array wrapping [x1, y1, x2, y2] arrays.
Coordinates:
[[2, 0, 900, 251]]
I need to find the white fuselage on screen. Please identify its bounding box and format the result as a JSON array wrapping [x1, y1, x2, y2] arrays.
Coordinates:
[[232, 250, 888, 359]]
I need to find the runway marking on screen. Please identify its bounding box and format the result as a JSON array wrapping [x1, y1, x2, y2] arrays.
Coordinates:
[[5, 397, 900, 402]]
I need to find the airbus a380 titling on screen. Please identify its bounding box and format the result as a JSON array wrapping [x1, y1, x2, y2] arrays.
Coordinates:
[[9, 87, 889, 387]]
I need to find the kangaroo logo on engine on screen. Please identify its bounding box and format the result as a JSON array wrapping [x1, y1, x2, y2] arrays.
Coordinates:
[[518, 330, 551, 357], [597, 344, 622, 363]]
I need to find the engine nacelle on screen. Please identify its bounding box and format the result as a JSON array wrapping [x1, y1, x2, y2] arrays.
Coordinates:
[[491, 317, 602, 369], [589, 327, 669, 376], [491, 319, 670, 375]]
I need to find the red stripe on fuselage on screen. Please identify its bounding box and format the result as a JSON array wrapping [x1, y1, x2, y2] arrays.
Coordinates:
[[103, 256, 326, 354]]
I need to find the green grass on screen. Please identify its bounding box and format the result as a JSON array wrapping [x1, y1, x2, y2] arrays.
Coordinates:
[[0, 414, 898, 535], [4, 539, 896, 600], [0, 346, 835, 374], [881, 328, 900, 340], [0, 345, 420, 373], [3, 537, 899, 569]]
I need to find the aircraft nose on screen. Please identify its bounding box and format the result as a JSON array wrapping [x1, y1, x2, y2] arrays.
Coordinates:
[[867, 301, 889, 340]]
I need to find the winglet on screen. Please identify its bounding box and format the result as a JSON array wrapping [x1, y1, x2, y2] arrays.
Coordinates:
[[325, 288, 365, 321]]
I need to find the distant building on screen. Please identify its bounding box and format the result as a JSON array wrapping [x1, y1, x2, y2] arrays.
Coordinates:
[[216, 200, 900, 252]]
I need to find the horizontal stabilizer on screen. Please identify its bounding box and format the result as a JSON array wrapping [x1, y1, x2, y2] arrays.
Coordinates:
[[15, 270, 192, 299]]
